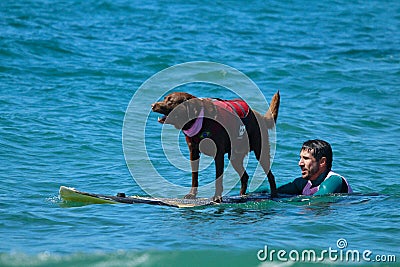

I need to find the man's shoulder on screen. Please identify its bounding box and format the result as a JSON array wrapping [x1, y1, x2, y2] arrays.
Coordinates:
[[316, 170, 352, 194], [327, 171, 344, 179], [327, 171, 353, 193]]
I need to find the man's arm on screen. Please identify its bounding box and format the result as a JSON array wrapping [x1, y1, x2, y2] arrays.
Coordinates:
[[277, 178, 306, 195]]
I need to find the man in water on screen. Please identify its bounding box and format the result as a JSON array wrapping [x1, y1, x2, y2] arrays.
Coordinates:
[[276, 139, 352, 196]]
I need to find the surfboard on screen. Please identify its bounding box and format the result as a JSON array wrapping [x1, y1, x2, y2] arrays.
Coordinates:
[[59, 186, 377, 208], [59, 186, 273, 208]]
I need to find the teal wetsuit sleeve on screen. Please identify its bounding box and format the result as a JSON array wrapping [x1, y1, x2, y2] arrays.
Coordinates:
[[314, 175, 343, 196]]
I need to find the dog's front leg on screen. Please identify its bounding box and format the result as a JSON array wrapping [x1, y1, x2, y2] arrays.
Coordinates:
[[213, 152, 224, 203], [184, 147, 200, 199]]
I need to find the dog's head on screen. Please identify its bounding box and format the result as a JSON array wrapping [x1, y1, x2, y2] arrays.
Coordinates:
[[152, 92, 204, 130]]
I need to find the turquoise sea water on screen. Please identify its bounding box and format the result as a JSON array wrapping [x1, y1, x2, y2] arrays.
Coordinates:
[[1, 0, 399, 266]]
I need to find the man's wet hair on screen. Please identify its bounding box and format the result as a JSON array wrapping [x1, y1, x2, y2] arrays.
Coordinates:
[[301, 139, 333, 171]]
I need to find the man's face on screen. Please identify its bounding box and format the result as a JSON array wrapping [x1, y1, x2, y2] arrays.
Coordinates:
[[298, 149, 325, 180]]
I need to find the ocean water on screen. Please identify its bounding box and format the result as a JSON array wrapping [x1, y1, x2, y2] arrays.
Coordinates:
[[1, 0, 399, 266]]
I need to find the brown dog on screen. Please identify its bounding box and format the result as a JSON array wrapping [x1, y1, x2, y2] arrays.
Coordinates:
[[152, 91, 280, 202]]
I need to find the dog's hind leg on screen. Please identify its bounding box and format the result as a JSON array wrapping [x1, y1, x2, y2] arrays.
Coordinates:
[[267, 170, 277, 197], [254, 146, 277, 197], [261, 160, 277, 198], [230, 153, 249, 196]]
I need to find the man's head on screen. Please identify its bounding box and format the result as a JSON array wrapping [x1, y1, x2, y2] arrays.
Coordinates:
[[298, 139, 332, 180]]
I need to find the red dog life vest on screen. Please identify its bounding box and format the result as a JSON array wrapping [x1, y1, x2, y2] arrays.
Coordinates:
[[184, 99, 251, 154], [183, 99, 249, 137], [212, 99, 250, 118]]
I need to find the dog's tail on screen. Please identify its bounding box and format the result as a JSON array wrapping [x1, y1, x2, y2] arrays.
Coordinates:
[[265, 90, 280, 129]]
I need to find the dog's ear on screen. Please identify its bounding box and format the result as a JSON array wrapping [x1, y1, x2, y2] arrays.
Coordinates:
[[176, 92, 196, 104], [185, 98, 204, 120], [202, 100, 217, 119]]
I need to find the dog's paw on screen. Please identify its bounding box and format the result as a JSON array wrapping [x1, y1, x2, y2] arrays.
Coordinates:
[[212, 195, 223, 203], [184, 193, 197, 199]]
